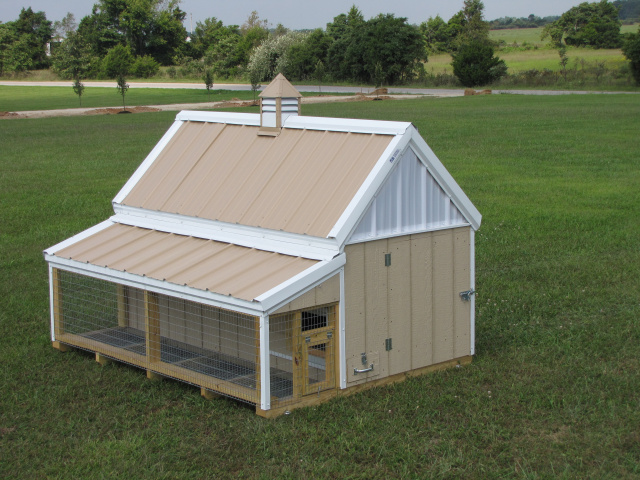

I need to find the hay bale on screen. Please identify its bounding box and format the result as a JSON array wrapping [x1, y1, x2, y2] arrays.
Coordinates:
[[464, 88, 476, 96], [371, 88, 388, 95], [478, 89, 492, 95]]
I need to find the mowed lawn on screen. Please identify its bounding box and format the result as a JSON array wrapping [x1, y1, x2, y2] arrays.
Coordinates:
[[1, 94, 639, 478]]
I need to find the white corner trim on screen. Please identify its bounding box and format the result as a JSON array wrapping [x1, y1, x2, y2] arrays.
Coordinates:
[[339, 268, 346, 389], [259, 253, 346, 313], [43, 220, 114, 256], [110, 206, 340, 261], [176, 110, 260, 126], [260, 314, 271, 410], [329, 132, 411, 245], [409, 128, 482, 230], [44, 257, 264, 316], [284, 115, 411, 135], [470, 229, 476, 356], [48, 264, 55, 342], [113, 120, 184, 204]]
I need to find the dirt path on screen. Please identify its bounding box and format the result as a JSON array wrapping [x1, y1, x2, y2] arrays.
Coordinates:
[[0, 93, 437, 119]]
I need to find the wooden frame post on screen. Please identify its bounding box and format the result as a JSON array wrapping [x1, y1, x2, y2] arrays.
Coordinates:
[[145, 291, 161, 364], [117, 284, 129, 328], [292, 311, 302, 398], [52, 268, 64, 339]]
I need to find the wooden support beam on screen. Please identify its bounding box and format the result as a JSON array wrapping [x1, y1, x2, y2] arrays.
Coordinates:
[[147, 370, 163, 381], [292, 311, 302, 398], [52, 341, 73, 352], [95, 352, 112, 366], [117, 284, 129, 328], [145, 291, 161, 364]]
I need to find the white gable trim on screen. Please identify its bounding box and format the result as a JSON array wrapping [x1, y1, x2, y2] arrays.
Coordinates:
[[409, 128, 482, 230], [111, 205, 340, 261], [284, 115, 411, 135], [176, 110, 260, 126], [329, 131, 412, 245], [44, 219, 114, 256]]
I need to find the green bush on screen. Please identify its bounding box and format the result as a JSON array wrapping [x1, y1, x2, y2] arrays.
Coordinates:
[[451, 41, 507, 87], [131, 55, 160, 78]]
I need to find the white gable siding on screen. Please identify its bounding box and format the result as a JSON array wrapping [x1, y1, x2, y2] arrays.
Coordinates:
[[348, 148, 467, 244]]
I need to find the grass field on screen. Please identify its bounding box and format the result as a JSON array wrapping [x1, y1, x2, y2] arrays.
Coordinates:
[[0, 86, 259, 112], [1, 95, 639, 478]]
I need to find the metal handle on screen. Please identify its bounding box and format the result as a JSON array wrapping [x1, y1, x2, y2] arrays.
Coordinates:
[[353, 364, 374, 375]]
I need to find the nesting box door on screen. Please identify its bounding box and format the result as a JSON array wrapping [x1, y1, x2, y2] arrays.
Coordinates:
[[293, 307, 336, 396]]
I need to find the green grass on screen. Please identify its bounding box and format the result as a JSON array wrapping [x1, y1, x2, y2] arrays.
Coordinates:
[[1, 96, 640, 478], [0, 86, 260, 112]]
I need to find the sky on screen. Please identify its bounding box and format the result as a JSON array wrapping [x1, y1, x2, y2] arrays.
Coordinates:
[[1, 0, 586, 30]]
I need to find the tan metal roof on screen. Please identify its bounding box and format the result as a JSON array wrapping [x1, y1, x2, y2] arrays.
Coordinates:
[[259, 73, 302, 98], [54, 224, 318, 301], [121, 122, 394, 237]]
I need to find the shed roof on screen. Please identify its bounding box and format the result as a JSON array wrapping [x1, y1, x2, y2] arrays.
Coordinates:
[[119, 121, 394, 238], [53, 223, 318, 302]]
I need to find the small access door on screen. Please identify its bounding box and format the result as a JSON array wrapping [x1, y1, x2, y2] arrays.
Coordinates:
[[293, 305, 336, 396]]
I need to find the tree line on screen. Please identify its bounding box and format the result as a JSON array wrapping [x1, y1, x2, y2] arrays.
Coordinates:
[[1, 0, 639, 89]]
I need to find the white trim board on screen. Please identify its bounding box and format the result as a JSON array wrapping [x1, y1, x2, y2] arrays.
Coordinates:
[[111, 205, 340, 261]]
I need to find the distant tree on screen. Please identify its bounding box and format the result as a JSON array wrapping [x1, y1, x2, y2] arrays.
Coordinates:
[[420, 15, 450, 53], [116, 75, 129, 111], [558, 45, 570, 80], [622, 27, 640, 84], [103, 44, 133, 78], [314, 59, 325, 93], [52, 31, 95, 79], [103, 44, 133, 111], [203, 69, 214, 100], [130, 55, 160, 77], [249, 67, 261, 104], [286, 29, 331, 80], [53, 12, 77, 39], [72, 78, 85, 106], [7, 7, 53, 70], [451, 40, 507, 86], [613, 0, 640, 21], [542, 1, 622, 48], [247, 31, 306, 82], [241, 10, 269, 34]]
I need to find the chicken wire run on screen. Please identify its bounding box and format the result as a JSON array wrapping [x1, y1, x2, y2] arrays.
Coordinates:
[[54, 269, 337, 406]]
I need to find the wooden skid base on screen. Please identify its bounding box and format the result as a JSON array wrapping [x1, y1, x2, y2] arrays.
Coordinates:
[[52, 341, 73, 352], [256, 356, 472, 418]]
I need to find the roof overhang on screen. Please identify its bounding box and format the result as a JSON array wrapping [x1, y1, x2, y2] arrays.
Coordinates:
[[44, 221, 346, 316]]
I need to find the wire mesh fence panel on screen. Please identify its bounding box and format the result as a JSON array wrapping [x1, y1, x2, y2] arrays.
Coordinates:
[[53, 269, 259, 404]]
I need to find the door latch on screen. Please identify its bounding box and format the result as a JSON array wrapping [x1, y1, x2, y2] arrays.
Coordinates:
[[459, 289, 476, 301]]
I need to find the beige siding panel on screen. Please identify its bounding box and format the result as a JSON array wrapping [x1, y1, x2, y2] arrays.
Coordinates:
[[167, 297, 186, 343], [219, 310, 238, 357], [55, 224, 318, 301], [364, 239, 389, 379], [453, 227, 471, 358], [128, 287, 145, 331], [158, 294, 171, 338], [272, 274, 340, 315], [121, 123, 393, 237], [184, 300, 203, 349], [344, 243, 366, 385], [410, 233, 433, 369], [432, 230, 454, 364], [387, 237, 412, 376]]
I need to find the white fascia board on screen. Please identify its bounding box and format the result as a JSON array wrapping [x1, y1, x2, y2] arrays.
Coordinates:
[[284, 115, 411, 135], [409, 128, 482, 230], [176, 110, 260, 126], [113, 120, 184, 204], [258, 253, 346, 313], [43, 219, 114, 256], [44, 256, 264, 316], [111, 205, 339, 261], [329, 131, 412, 246]]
